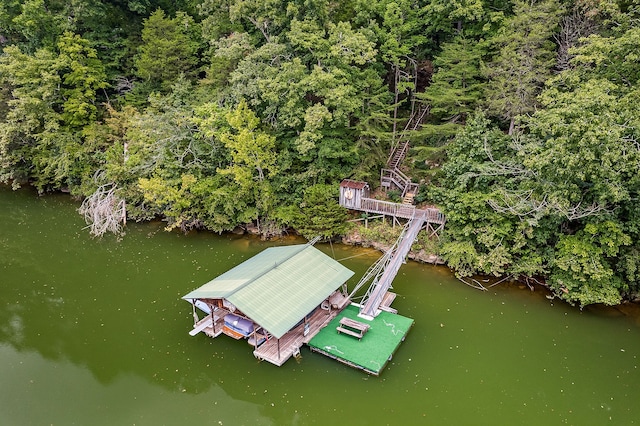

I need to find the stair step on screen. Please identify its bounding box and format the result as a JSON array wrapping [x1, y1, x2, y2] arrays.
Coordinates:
[[402, 196, 414, 205]]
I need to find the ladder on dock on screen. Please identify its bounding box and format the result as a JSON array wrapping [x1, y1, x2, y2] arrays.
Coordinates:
[[350, 211, 427, 319]]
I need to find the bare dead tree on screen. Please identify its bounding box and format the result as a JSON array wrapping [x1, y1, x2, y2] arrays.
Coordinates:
[[457, 276, 487, 291], [79, 182, 126, 237], [114, 76, 134, 95], [555, 11, 597, 71], [488, 188, 611, 220]]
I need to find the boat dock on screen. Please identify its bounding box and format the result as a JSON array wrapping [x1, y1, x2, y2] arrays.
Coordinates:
[[308, 304, 414, 375], [253, 294, 349, 366]]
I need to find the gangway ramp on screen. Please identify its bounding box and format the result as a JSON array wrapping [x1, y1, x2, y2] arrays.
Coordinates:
[[354, 211, 426, 320]]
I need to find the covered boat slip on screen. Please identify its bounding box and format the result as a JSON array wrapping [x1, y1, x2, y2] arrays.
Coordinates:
[[252, 295, 349, 366], [182, 243, 355, 366], [308, 304, 414, 375]]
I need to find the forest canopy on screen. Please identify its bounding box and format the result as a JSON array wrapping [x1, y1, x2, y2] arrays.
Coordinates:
[[1, 0, 639, 306]]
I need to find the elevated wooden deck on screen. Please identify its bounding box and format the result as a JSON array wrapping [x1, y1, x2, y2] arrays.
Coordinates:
[[358, 198, 445, 224]]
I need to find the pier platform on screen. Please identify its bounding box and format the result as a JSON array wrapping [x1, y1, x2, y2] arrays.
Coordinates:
[[308, 304, 414, 375]]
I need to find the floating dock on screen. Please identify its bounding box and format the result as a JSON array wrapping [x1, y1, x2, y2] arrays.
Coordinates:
[[308, 304, 414, 375]]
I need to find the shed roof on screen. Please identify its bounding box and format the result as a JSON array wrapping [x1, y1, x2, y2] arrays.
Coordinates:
[[340, 179, 369, 190], [182, 244, 354, 339]]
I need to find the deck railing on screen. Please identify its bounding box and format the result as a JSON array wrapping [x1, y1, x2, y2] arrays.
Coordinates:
[[361, 197, 416, 219], [359, 213, 427, 318], [381, 168, 419, 197], [358, 198, 445, 224]]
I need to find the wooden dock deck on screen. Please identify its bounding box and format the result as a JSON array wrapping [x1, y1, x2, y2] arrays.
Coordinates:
[[253, 293, 349, 366], [358, 198, 445, 224], [379, 291, 397, 314]]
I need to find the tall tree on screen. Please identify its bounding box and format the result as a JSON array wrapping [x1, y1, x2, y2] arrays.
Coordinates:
[[0, 31, 107, 190], [484, 0, 562, 134], [291, 184, 349, 240], [134, 9, 202, 92], [417, 33, 486, 138]]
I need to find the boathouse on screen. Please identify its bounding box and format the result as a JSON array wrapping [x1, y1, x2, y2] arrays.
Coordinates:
[[182, 243, 354, 366]]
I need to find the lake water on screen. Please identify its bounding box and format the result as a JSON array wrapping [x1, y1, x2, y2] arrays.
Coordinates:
[[1, 187, 639, 425]]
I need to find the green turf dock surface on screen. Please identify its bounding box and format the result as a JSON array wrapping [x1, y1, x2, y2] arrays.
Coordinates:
[[308, 304, 414, 375]]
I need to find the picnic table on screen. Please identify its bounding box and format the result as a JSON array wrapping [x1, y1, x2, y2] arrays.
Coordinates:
[[336, 317, 370, 340]]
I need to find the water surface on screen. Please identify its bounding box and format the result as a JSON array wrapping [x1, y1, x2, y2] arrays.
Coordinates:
[[1, 187, 639, 425]]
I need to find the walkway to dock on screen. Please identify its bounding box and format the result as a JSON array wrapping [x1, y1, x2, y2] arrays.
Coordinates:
[[358, 211, 426, 319], [356, 197, 445, 236]]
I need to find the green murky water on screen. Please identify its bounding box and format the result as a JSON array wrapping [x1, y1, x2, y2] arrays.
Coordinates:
[[1, 187, 639, 425]]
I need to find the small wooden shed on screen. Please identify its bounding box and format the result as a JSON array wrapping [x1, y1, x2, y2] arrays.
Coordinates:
[[339, 179, 369, 210]]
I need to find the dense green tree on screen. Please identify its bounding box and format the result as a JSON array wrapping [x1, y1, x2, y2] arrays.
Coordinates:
[[10, 0, 67, 51], [216, 99, 277, 186], [101, 79, 225, 223], [224, 18, 380, 190], [199, 0, 242, 42], [215, 99, 278, 230], [484, 0, 562, 134], [0, 31, 107, 190], [430, 113, 530, 278], [290, 184, 349, 240], [433, 21, 640, 305], [227, 0, 292, 42], [57, 32, 108, 127], [551, 220, 630, 306], [134, 9, 202, 92], [418, 33, 486, 138]]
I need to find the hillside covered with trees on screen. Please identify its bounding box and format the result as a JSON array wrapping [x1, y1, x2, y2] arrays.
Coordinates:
[[1, 0, 639, 306]]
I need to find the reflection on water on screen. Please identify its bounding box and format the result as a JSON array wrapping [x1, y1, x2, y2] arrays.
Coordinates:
[[1, 186, 639, 425]]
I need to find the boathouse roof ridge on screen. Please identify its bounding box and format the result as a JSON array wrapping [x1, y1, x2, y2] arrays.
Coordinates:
[[182, 244, 354, 339], [182, 244, 309, 299]]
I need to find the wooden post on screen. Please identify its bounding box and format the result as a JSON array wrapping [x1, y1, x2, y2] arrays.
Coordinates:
[[252, 327, 258, 350], [191, 300, 198, 326], [277, 339, 281, 360], [207, 302, 215, 334]]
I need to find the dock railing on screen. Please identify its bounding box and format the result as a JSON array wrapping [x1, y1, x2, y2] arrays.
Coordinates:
[[361, 197, 416, 219], [359, 212, 426, 318], [358, 198, 445, 225]]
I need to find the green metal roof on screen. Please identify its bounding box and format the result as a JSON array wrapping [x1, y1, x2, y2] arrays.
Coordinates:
[[182, 244, 354, 339]]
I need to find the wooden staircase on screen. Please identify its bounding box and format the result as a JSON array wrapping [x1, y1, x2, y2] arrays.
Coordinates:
[[381, 168, 419, 198], [387, 140, 410, 170], [381, 106, 428, 200]]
